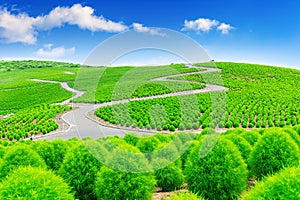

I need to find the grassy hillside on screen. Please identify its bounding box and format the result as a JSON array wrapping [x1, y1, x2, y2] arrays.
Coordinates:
[[97, 62, 300, 131]]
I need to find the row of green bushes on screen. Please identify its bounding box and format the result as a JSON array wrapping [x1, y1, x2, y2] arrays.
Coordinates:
[[0, 126, 299, 199]]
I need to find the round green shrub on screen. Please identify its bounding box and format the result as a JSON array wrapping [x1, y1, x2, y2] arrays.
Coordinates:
[[32, 139, 68, 171], [124, 133, 140, 146], [185, 136, 248, 200], [94, 147, 156, 200], [282, 127, 300, 148], [249, 130, 300, 179], [166, 192, 203, 200], [136, 136, 161, 161], [240, 130, 261, 146], [223, 134, 252, 165], [0, 145, 46, 179], [0, 166, 74, 199], [58, 143, 103, 200], [152, 142, 182, 168], [241, 167, 300, 200], [137, 136, 161, 154], [151, 158, 184, 192]]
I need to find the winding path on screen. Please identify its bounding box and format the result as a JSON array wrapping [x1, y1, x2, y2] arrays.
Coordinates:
[[32, 65, 228, 140]]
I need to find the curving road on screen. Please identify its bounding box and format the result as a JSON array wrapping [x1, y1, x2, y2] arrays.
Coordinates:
[[33, 65, 228, 140]]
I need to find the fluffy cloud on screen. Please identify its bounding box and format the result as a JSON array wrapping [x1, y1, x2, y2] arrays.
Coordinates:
[[35, 44, 75, 58], [217, 23, 234, 34], [0, 4, 128, 44], [182, 18, 219, 32], [132, 23, 166, 36], [182, 17, 234, 34], [0, 9, 36, 44], [34, 4, 127, 32]]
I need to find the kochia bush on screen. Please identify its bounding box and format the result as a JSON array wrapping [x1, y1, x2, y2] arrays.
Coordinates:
[[94, 145, 156, 200], [151, 158, 184, 192], [185, 135, 248, 200], [58, 143, 103, 200], [223, 134, 252, 166], [241, 167, 300, 199], [0, 144, 46, 179], [249, 130, 300, 178], [0, 166, 74, 199], [31, 139, 68, 171], [240, 130, 261, 146]]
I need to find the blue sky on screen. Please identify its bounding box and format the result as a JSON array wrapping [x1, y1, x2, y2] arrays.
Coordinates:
[[0, 0, 299, 68]]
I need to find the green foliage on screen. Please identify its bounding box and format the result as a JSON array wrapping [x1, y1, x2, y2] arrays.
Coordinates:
[[151, 158, 184, 192], [240, 130, 261, 146], [166, 192, 203, 200], [94, 146, 156, 200], [0, 144, 46, 179], [136, 136, 161, 155], [0, 145, 5, 158], [58, 143, 103, 200], [223, 134, 252, 166], [241, 167, 300, 200], [0, 166, 74, 199], [132, 81, 204, 98], [0, 60, 79, 71], [282, 127, 300, 148], [123, 132, 140, 146], [185, 136, 248, 200], [293, 124, 300, 135], [75, 64, 199, 103], [96, 62, 300, 131], [249, 129, 300, 178], [0, 104, 71, 140], [32, 139, 68, 171]]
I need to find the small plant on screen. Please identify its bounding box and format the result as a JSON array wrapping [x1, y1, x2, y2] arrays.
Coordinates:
[[282, 127, 300, 148], [185, 136, 248, 200], [124, 133, 140, 146], [0, 144, 46, 179], [240, 130, 261, 146], [94, 145, 156, 200], [151, 158, 184, 192], [241, 167, 300, 199], [0, 166, 74, 199], [248, 129, 300, 178], [31, 139, 68, 171], [58, 143, 103, 200], [136, 136, 161, 160], [223, 134, 252, 166]]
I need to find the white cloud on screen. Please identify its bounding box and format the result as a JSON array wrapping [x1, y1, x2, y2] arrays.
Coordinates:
[[0, 9, 36, 44], [35, 45, 75, 58], [34, 4, 128, 32], [132, 23, 166, 36], [217, 23, 234, 34], [0, 4, 128, 44], [182, 18, 234, 34], [182, 18, 219, 32]]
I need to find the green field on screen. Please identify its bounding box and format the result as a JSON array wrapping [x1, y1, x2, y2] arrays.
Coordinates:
[[96, 62, 300, 130], [0, 60, 300, 199]]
